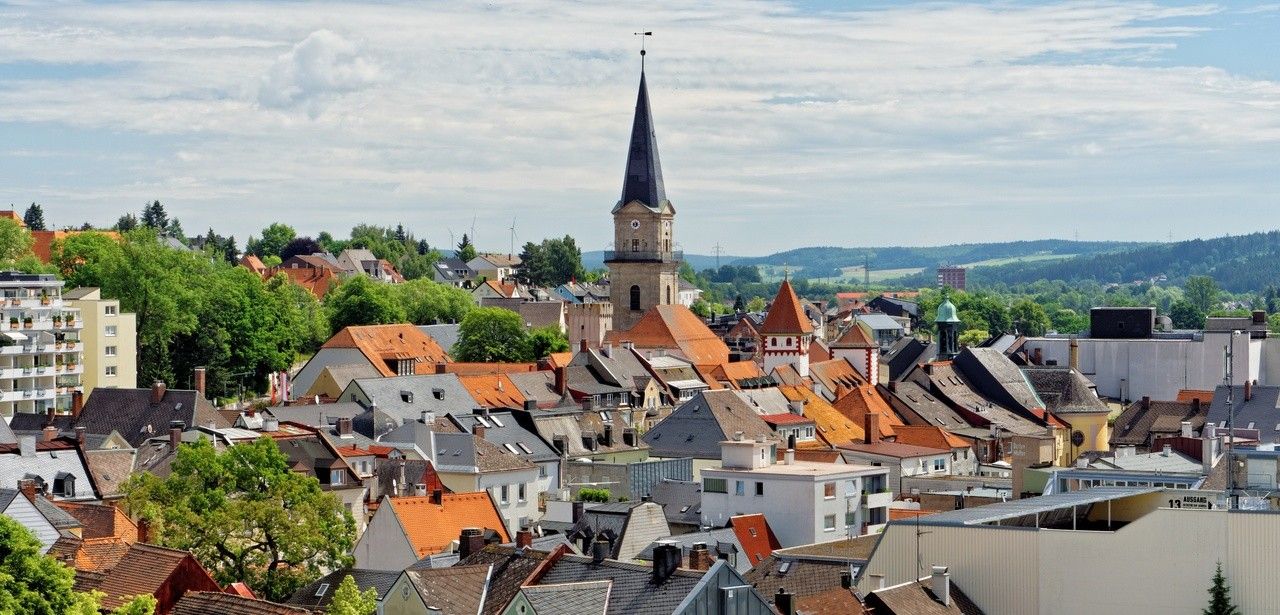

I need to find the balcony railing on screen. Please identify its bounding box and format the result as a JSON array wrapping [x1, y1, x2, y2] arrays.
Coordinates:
[[603, 250, 683, 263]]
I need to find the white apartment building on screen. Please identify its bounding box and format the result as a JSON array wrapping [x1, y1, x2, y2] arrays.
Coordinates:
[[0, 272, 83, 418], [700, 435, 892, 547]]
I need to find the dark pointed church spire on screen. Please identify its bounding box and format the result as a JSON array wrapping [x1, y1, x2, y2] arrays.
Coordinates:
[[617, 66, 667, 211]]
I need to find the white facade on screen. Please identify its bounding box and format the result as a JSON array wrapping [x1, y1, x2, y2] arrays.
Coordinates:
[[0, 273, 83, 418], [762, 333, 811, 379], [1022, 332, 1277, 401], [832, 346, 878, 384], [840, 448, 954, 494], [700, 439, 890, 547]]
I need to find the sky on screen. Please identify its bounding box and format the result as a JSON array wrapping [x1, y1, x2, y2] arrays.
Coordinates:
[[1, 1, 1278, 257]]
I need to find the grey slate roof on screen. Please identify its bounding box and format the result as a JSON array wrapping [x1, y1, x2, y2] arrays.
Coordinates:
[[884, 336, 937, 382], [883, 381, 970, 431], [0, 440, 97, 501], [1111, 399, 1207, 448], [642, 390, 778, 459], [536, 554, 706, 615], [72, 387, 227, 448], [649, 479, 702, 528], [404, 565, 492, 615], [346, 373, 477, 424], [506, 371, 563, 407], [447, 411, 560, 463], [457, 545, 552, 615], [616, 71, 667, 211], [418, 324, 461, 350], [33, 495, 82, 530], [954, 348, 1044, 412], [635, 527, 750, 572], [264, 402, 369, 428], [1207, 385, 1280, 444], [284, 568, 401, 610], [522, 580, 611, 615], [1021, 367, 1109, 415], [518, 409, 647, 458]]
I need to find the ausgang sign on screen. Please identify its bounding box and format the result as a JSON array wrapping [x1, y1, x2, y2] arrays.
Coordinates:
[[1164, 491, 1219, 510]]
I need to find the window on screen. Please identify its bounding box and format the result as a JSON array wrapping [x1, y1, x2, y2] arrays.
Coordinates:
[[754, 482, 764, 497], [104, 345, 117, 357], [631, 238, 639, 251], [104, 305, 117, 316], [629, 285, 641, 311], [330, 470, 344, 486], [845, 511, 858, 526], [934, 459, 946, 471], [735, 481, 745, 496], [666, 286, 672, 304], [315, 583, 330, 598], [824, 482, 836, 499], [104, 325, 117, 337], [538, 465, 547, 478], [518, 483, 527, 502], [500, 484, 509, 504], [105, 366, 117, 377], [823, 514, 837, 531], [704, 477, 727, 493]]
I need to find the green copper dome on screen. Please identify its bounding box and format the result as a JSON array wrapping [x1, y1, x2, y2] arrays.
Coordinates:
[[936, 298, 961, 323]]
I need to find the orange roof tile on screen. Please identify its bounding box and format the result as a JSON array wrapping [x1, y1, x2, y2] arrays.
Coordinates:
[[265, 266, 339, 297], [809, 358, 867, 394], [760, 279, 813, 335], [240, 254, 266, 273], [54, 501, 138, 541], [770, 364, 809, 387], [224, 582, 257, 599], [458, 374, 527, 408], [443, 362, 539, 375], [809, 339, 831, 363], [0, 210, 22, 224], [1176, 389, 1214, 404], [832, 384, 901, 440], [74, 537, 133, 572], [322, 324, 451, 376], [889, 508, 936, 521], [779, 385, 866, 446], [729, 514, 781, 567], [545, 352, 574, 369], [606, 305, 729, 367], [388, 492, 510, 557], [31, 229, 122, 263], [831, 323, 876, 349], [891, 425, 970, 451]]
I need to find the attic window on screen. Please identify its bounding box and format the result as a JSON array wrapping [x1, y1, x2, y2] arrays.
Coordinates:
[[779, 562, 792, 575], [599, 411, 611, 422], [1248, 422, 1256, 430], [401, 391, 414, 403], [503, 443, 520, 454], [748, 528, 757, 537], [477, 417, 492, 428], [517, 443, 533, 454], [491, 417, 505, 428], [433, 388, 445, 400], [680, 505, 691, 513], [315, 583, 330, 597], [174, 402, 183, 411]]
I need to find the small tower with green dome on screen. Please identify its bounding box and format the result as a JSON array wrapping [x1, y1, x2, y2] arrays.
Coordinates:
[[936, 295, 961, 360]]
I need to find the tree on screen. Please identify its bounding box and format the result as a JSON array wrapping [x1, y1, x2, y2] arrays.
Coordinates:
[[747, 296, 767, 313], [165, 217, 185, 240], [1010, 299, 1051, 336], [115, 595, 159, 615], [247, 223, 297, 260], [0, 217, 35, 266], [122, 437, 356, 602], [1170, 299, 1206, 330], [22, 203, 46, 231], [280, 236, 323, 261], [959, 329, 990, 347], [732, 295, 745, 312], [528, 325, 570, 359], [115, 213, 139, 231], [396, 279, 472, 325], [515, 236, 586, 287], [141, 200, 169, 230], [325, 275, 406, 331], [456, 233, 477, 263], [0, 515, 105, 613], [1185, 276, 1220, 314], [1203, 562, 1239, 615], [329, 575, 378, 615], [453, 307, 530, 362]]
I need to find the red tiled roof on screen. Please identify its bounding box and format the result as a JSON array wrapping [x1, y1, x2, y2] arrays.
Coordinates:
[[760, 412, 814, 426], [832, 324, 876, 349], [264, 266, 339, 298], [388, 492, 510, 557], [760, 280, 813, 335], [809, 339, 831, 363], [322, 324, 451, 376], [892, 425, 970, 450], [224, 583, 257, 599], [54, 501, 138, 541], [1177, 389, 1214, 404], [729, 514, 781, 567], [833, 384, 902, 440], [444, 362, 539, 375], [810, 358, 867, 394], [458, 374, 527, 408], [606, 305, 730, 367], [780, 385, 866, 446], [90, 543, 221, 610], [838, 440, 949, 459], [239, 254, 266, 273]]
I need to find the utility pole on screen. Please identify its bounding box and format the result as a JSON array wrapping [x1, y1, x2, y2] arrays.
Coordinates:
[[1225, 332, 1239, 510], [713, 243, 723, 270]]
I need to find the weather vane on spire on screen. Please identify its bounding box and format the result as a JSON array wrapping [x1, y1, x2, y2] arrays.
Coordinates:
[[634, 31, 652, 71]]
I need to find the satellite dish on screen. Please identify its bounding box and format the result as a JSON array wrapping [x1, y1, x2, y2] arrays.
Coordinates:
[[1071, 430, 1085, 447]]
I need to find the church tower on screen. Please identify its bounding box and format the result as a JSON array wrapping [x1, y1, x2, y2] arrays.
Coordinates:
[[607, 62, 680, 333], [760, 279, 814, 378]]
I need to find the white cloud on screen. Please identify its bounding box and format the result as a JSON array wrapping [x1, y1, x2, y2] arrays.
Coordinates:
[[0, 1, 1276, 253]]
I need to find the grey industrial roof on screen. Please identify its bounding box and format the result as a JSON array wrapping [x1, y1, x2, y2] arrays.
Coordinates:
[[536, 554, 705, 615], [917, 486, 1160, 526], [857, 313, 904, 331], [418, 324, 461, 351], [635, 527, 748, 572]]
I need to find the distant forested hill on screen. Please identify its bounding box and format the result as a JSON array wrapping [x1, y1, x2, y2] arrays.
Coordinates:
[[887, 231, 1280, 293], [733, 240, 1143, 278]]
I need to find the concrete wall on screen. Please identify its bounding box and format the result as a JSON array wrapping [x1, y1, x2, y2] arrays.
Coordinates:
[[702, 471, 874, 547], [352, 502, 417, 571], [296, 348, 372, 399]]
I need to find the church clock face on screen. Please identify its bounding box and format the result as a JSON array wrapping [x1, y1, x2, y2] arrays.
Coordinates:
[[630, 220, 641, 230]]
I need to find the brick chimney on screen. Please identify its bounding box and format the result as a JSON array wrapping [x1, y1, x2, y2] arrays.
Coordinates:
[[688, 542, 714, 571], [472, 424, 486, 439], [1141, 396, 1150, 411], [864, 413, 880, 444], [579, 339, 588, 353], [18, 478, 37, 502], [193, 367, 207, 398], [430, 489, 443, 505], [554, 366, 567, 396], [1245, 380, 1253, 402], [74, 426, 86, 446], [774, 588, 796, 615], [1192, 397, 1202, 414], [151, 381, 166, 405], [42, 425, 57, 442], [169, 420, 184, 450], [516, 529, 533, 549], [71, 390, 84, 418], [1068, 338, 1079, 372], [137, 518, 151, 544], [458, 527, 485, 560], [336, 417, 353, 438]]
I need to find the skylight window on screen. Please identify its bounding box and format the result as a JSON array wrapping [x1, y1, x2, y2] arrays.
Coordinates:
[[315, 583, 330, 597], [503, 443, 520, 454], [517, 443, 533, 454], [491, 417, 505, 427], [477, 416, 492, 428]]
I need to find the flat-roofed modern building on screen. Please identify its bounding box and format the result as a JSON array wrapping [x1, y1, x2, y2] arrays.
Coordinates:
[[0, 272, 83, 417], [64, 287, 137, 397]]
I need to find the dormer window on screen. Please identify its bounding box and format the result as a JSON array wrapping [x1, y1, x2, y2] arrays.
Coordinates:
[[53, 473, 75, 498], [401, 390, 413, 403]]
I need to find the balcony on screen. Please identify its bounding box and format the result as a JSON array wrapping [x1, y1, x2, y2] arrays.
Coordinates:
[[603, 250, 683, 264], [860, 490, 893, 510]]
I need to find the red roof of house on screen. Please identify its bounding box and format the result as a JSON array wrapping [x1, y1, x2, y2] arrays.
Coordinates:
[[833, 384, 902, 440], [892, 425, 970, 450], [322, 324, 451, 376], [606, 305, 730, 367], [832, 323, 876, 349], [760, 412, 814, 426], [760, 280, 813, 335], [387, 493, 510, 557], [265, 265, 339, 297], [224, 582, 257, 599], [729, 514, 781, 568], [458, 374, 527, 408]]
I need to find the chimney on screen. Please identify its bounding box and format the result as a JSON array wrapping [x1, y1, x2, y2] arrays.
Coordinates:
[[572, 501, 584, 524], [516, 529, 533, 549], [262, 417, 279, 432], [414, 483, 427, 497], [1162, 444, 1172, 457], [840, 570, 853, 589], [458, 528, 485, 560], [1181, 421, 1193, 438], [169, 420, 184, 450], [45, 407, 55, 425], [420, 410, 434, 425], [1254, 310, 1267, 325], [19, 435, 36, 458], [337, 417, 353, 438], [1245, 380, 1253, 402], [931, 566, 951, 606], [602, 343, 612, 358], [783, 448, 795, 465], [136, 518, 151, 544], [623, 428, 637, 447], [430, 489, 443, 505], [1192, 398, 1202, 414], [774, 588, 796, 615], [554, 367, 567, 396], [652, 543, 679, 583], [865, 413, 880, 444], [1068, 338, 1079, 371], [18, 478, 37, 502], [1141, 396, 1150, 411], [435, 362, 447, 374], [524, 399, 537, 411], [472, 424, 486, 439], [71, 390, 84, 418], [399, 460, 407, 496], [42, 425, 57, 442], [603, 425, 614, 447], [151, 380, 166, 404], [74, 426, 86, 446], [582, 397, 594, 412], [193, 367, 207, 398], [688, 542, 713, 571], [592, 536, 610, 563], [789, 400, 804, 416], [579, 339, 588, 353]]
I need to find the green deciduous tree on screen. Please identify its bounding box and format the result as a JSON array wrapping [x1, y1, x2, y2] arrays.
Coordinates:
[[1171, 299, 1206, 330], [115, 213, 139, 232], [396, 279, 473, 325], [959, 329, 990, 347], [0, 515, 105, 614], [122, 437, 355, 602], [747, 296, 767, 313], [329, 575, 378, 615], [1185, 276, 1220, 314], [248, 223, 297, 260], [324, 275, 406, 331], [115, 594, 158, 615], [0, 217, 35, 267], [1010, 299, 1051, 336], [1203, 562, 1239, 615], [453, 307, 530, 362], [516, 236, 586, 287], [528, 325, 570, 359], [22, 203, 46, 231]]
